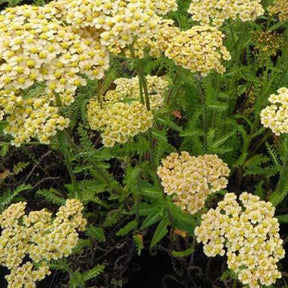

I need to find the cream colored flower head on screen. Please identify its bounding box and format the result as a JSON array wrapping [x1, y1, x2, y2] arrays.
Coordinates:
[[165, 25, 231, 76], [87, 74, 168, 147], [157, 152, 230, 214], [0, 5, 109, 93], [195, 192, 285, 288], [87, 98, 153, 147], [261, 87, 288, 135], [269, 0, 288, 22], [188, 0, 264, 27], [49, 0, 177, 54], [0, 4, 110, 146], [3, 96, 70, 147], [106, 75, 169, 110], [0, 199, 86, 288]]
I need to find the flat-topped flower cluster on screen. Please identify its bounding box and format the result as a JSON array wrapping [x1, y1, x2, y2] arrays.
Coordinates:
[[0, 5, 109, 146], [87, 75, 168, 147], [157, 152, 230, 214], [0, 199, 87, 288], [195, 192, 285, 288], [165, 25, 231, 76], [188, 0, 264, 27], [269, 0, 288, 22], [261, 87, 288, 135]]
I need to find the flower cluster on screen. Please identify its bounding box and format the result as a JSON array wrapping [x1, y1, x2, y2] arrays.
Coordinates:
[[105, 75, 169, 110], [0, 6, 109, 95], [165, 26, 231, 76], [157, 152, 230, 214], [188, 0, 264, 27], [0, 199, 87, 288], [87, 75, 168, 147], [3, 95, 69, 146], [252, 31, 285, 59], [87, 99, 153, 147], [49, 0, 177, 54], [261, 87, 288, 135], [269, 0, 288, 22], [0, 5, 109, 146], [122, 18, 180, 58], [195, 192, 285, 288]]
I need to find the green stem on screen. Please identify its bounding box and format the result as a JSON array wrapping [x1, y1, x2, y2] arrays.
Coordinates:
[[129, 45, 150, 110], [97, 79, 103, 109], [129, 44, 155, 168], [197, 77, 208, 152], [58, 130, 79, 199], [232, 278, 237, 288]]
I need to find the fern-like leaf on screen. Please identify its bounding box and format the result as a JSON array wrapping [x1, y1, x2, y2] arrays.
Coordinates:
[[82, 264, 105, 282], [36, 188, 66, 205]]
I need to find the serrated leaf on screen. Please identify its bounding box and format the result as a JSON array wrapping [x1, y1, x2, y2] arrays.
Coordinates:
[[168, 201, 196, 234], [150, 218, 169, 248], [116, 220, 138, 236], [269, 185, 288, 207], [133, 234, 144, 256], [86, 226, 106, 242], [82, 264, 105, 282], [139, 182, 163, 199], [140, 208, 164, 230]]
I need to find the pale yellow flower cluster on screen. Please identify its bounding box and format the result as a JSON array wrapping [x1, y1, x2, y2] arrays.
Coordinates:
[[165, 26, 231, 76], [188, 0, 264, 27], [0, 199, 87, 288], [261, 87, 288, 135], [0, 5, 109, 146], [105, 75, 169, 110], [195, 192, 285, 288], [87, 99, 153, 147], [269, 0, 288, 22], [123, 19, 180, 58], [3, 96, 69, 146], [87, 75, 169, 147], [157, 152, 230, 214], [0, 6, 109, 91], [49, 0, 177, 55]]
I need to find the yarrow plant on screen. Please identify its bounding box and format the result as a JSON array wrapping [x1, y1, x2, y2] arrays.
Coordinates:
[[0, 199, 86, 288], [195, 192, 285, 288], [269, 0, 288, 22], [188, 0, 264, 27], [157, 152, 230, 214], [0, 5, 109, 146], [0, 0, 288, 286], [165, 25, 231, 76], [49, 0, 178, 56], [87, 75, 168, 147], [260, 87, 288, 135]]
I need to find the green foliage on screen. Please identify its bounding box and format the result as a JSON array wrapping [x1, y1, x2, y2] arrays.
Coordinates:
[[86, 225, 106, 242], [81, 264, 105, 282], [150, 217, 169, 248], [171, 247, 194, 258], [133, 234, 144, 256], [36, 188, 66, 205], [116, 220, 138, 236], [0, 184, 31, 212], [3, 1, 288, 287]]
